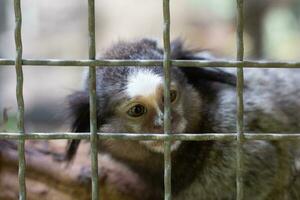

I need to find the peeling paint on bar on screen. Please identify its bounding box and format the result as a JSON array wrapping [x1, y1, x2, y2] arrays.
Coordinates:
[[13, 0, 27, 199], [162, 0, 172, 199], [236, 0, 245, 199], [87, 0, 99, 199], [1, 133, 300, 141], [1, 59, 300, 68]]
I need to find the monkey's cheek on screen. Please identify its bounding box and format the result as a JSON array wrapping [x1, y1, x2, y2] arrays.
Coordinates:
[[139, 141, 182, 153], [173, 118, 187, 133]]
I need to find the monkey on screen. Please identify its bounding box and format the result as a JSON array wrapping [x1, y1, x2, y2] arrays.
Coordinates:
[[64, 38, 300, 200]]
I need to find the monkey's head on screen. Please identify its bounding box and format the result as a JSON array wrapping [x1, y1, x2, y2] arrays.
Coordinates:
[[66, 39, 235, 167], [70, 69, 201, 156], [102, 66, 202, 153]]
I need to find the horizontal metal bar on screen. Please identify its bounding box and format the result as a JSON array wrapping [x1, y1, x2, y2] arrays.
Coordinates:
[[0, 59, 162, 67], [174, 60, 300, 68], [1, 59, 300, 68], [0, 132, 91, 140], [1, 132, 300, 141], [244, 134, 300, 140]]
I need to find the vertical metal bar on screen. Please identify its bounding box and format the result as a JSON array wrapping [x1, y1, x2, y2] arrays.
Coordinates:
[[236, 0, 245, 199], [162, 0, 172, 199], [14, 0, 26, 199], [88, 0, 99, 199]]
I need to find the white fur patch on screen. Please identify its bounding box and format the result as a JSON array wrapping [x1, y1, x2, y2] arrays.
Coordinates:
[[126, 70, 162, 97]]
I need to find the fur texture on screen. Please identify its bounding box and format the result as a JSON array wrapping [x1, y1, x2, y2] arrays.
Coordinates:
[[66, 39, 300, 200]]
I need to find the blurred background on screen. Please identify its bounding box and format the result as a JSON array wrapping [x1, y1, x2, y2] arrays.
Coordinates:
[[1, 0, 300, 133]]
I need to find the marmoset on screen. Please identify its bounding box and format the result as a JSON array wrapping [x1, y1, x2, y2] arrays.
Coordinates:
[[65, 39, 300, 200]]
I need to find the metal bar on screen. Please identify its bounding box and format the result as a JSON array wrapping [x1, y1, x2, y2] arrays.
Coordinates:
[[87, 0, 99, 199], [162, 0, 172, 199], [1, 132, 300, 141], [174, 60, 300, 68], [236, 0, 245, 199], [13, 0, 26, 199], [0, 59, 162, 66], [2, 59, 300, 68]]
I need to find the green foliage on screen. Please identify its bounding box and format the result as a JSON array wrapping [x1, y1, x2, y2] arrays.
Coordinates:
[[189, 0, 235, 20], [0, 110, 17, 132], [264, 7, 300, 60], [5, 116, 18, 132]]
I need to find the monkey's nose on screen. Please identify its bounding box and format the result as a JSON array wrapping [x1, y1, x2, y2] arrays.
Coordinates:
[[154, 113, 173, 127], [160, 115, 174, 123], [153, 117, 175, 133]]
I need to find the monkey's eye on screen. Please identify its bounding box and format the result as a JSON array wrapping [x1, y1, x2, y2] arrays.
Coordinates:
[[127, 104, 147, 117], [170, 90, 177, 102], [162, 89, 177, 103]]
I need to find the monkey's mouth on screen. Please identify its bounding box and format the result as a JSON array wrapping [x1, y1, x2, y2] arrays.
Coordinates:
[[139, 140, 181, 153]]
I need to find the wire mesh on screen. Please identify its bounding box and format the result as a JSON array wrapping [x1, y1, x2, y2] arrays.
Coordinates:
[[0, 0, 299, 199]]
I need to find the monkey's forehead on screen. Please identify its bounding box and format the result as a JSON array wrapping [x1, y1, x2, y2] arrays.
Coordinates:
[[126, 69, 163, 98], [95, 66, 164, 86], [91, 67, 185, 99]]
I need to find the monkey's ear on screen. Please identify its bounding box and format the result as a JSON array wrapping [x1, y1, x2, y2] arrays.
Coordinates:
[[171, 39, 236, 86], [68, 91, 90, 132], [64, 91, 90, 161]]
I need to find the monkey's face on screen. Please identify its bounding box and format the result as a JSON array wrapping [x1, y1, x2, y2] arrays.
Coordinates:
[[67, 39, 236, 166], [100, 69, 202, 153]]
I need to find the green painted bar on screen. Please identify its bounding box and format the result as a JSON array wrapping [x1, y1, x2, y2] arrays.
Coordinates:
[[1, 132, 300, 141], [244, 134, 300, 140], [87, 0, 99, 199], [162, 0, 172, 199], [13, 0, 27, 199], [1, 59, 300, 68], [0, 59, 162, 66], [174, 60, 300, 68], [236, 0, 245, 199], [0, 132, 92, 140]]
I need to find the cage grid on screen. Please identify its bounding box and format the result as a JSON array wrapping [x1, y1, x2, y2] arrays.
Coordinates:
[[1, 0, 300, 200]]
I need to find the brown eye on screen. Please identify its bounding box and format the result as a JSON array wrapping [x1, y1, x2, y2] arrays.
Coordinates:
[[162, 90, 177, 103], [127, 104, 147, 117], [170, 90, 177, 102]]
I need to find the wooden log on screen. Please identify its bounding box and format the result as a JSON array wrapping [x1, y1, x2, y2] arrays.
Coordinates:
[[0, 141, 146, 200]]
